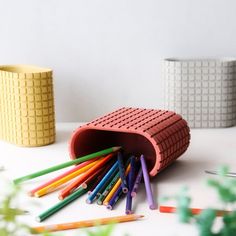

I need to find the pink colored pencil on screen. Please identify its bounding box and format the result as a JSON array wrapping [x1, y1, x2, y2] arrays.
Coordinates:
[[28, 158, 100, 196]]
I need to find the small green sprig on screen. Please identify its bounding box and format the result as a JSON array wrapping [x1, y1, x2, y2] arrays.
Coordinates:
[[162, 166, 236, 236], [85, 224, 115, 236], [0, 177, 117, 236]]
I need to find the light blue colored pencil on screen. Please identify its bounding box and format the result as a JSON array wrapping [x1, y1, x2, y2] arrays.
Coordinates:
[[86, 161, 119, 204]]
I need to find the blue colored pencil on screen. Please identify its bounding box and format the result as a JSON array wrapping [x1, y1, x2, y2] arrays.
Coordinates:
[[140, 154, 157, 210], [117, 152, 128, 193], [86, 161, 119, 204], [125, 156, 136, 214], [106, 185, 123, 210], [131, 167, 143, 198], [96, 169, 118, 197], [96, 158, 131, 205]]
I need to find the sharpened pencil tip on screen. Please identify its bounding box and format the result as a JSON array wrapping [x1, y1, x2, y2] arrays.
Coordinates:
[[113, 146, 122, 152], [35, 216, 42, 222], [149, 204, 157, 210], [122, 187, 128, 194], [28, 192, 34, 197], [138, 215, 145, 218], [86, 199, 92, 204], [126, 210, 132, 215], [34, 193, 40, 198], [23, 210, 30, 215]]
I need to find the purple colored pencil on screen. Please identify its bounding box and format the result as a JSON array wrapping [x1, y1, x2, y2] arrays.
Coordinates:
[[131, 166, 143, 198], [125, 156, 136, 214], [106, 185, 123, 210], [140, 154, 157, 210]]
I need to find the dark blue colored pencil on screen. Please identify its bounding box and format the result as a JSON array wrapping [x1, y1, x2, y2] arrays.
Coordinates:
[[117, 152, 128, 193], [106, 185, 123, 210], [125, 156, 136, 214]]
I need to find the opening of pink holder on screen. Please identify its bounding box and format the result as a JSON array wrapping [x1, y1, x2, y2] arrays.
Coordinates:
[[69, 128, 157, 174]]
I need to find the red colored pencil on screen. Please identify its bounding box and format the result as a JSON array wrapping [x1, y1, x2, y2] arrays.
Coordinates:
[[28, 158, 99, 197], [159, 205, 231, 217], [58, 153, 114, 200], [81, 168, 103, 189]]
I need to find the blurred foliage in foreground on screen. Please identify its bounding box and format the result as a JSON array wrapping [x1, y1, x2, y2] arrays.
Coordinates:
[[162, 166, 236, 236]]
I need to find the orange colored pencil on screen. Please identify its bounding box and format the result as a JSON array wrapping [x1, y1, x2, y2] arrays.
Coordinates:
[[103, 164, 131, 206], [35, 161, 99, 197], [31, 214, 144, 234], [159, 205, 231, 217], [58, 153, 114, 200], [28, 158, 99, 196]]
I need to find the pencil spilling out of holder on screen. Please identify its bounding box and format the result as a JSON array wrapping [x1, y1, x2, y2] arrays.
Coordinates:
[[0, 65, 55, 147], [69, 107, 191, 177], [163, 58, 236, 128]]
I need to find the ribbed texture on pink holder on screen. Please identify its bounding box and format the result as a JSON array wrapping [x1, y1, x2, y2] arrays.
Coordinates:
[[69, 107, 190, 177]]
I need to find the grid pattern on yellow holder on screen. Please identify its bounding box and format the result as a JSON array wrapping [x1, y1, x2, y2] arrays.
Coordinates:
[[0, 65, 55, 147]]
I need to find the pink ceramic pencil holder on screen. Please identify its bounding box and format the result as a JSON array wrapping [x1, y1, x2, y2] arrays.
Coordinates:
[[69, 107, 190, 177]]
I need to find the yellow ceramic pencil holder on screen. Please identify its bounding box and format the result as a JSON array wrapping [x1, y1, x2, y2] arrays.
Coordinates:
[[0, 65, 55, 147]]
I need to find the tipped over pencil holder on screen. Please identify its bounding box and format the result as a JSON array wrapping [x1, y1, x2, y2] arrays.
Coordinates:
[[0, 65, 55, 147], [69, 107, 190, 177], [163, 58, 236, 128]]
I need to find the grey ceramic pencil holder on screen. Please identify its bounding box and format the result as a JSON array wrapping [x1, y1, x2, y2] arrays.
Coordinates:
[[163, 58, 236, 128]]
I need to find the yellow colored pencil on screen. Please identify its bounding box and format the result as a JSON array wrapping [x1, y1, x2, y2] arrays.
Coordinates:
[[103, 164, 131, 206], [31, 214, 144, 234], [35, 160, 99, 197]]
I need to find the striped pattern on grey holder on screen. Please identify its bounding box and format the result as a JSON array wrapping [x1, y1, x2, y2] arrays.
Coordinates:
[[163, 58, 236, 128]]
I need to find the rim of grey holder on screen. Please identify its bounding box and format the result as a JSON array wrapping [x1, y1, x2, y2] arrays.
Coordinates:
[[163, 58, 236, 128]]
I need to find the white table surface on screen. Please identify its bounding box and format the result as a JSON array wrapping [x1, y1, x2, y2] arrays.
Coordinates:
[[1, 123, 236, 236]]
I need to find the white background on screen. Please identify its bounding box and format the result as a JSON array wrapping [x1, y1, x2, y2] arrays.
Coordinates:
[[0, 0, 236, 122]]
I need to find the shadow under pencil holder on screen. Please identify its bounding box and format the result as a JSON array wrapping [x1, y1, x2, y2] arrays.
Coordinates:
[[0, 65, 55, 147], [163, 58, 236, 128], [69, 107, 190, 177]]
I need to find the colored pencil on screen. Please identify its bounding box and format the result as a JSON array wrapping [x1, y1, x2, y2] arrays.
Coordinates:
[[96, 171, 120, 205], [13, 147, 121, 184], [58, 153, 114, 200], [140, 155, 157, 210], [95, 167, 118, 197], [86, 161, 119, 204], [36, 187, 88, 222], [34, 160, 99, 197], [87, 165, 111, 194], [117, 152, 128, 193], [159, 205, 232, 216], [29, 159, 98, 196], [107, 185, 123, 210], [103, 164, 131, 206], [131, 166, 143, 198], [97, 158, 130, 205], [31, 214, 144, 234], [81, 168, 104, 189], [125, 156, 136, 214]]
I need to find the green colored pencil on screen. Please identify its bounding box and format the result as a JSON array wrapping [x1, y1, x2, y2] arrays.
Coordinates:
[[36, 187, 87, 222], [97, 171, 120, 205], [97, 157, 130, 205], [13, 147, 121, 184]]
